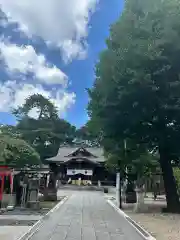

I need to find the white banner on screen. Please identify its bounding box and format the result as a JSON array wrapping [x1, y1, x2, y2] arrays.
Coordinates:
[[67, 169, 93, 176]]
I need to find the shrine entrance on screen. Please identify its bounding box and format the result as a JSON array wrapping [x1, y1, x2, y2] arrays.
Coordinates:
[[67, 169, 93, 185], [46, 146, 116, 186]]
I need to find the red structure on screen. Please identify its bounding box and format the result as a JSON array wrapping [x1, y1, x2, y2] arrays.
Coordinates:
[[0, 166, 13, 204]]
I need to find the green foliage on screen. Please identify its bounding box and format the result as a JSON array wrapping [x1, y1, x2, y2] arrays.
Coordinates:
[[0, 135, 40, 167], [173, 168, 180, 194], [88, 0, 180, 150], [0, 125, 21, 138], [13, 94, 58, 119], [76, 122, 102, 146], [76, 125, 91, 140], [88, 0, 180, 209], [13, 94, 76, 161], [104, 139, 158, 182]]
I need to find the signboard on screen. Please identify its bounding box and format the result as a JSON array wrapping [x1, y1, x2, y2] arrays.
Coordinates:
[[67, 169, 93, 176]]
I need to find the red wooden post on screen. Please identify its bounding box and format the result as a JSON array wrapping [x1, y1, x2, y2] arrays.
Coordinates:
[[0, 173, 4, 208], [0, 166, 13, 208]]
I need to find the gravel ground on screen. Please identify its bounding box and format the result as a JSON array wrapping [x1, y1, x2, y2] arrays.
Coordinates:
[[107, 193, 180, 240], [126, 211, 180, 240], [0, 226, 30, 240]]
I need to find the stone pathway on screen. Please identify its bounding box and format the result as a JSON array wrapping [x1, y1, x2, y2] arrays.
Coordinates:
[[28, 191, 144, 240]]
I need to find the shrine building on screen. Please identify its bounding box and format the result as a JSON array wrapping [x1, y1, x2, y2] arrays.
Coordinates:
[[46, 146, 115, 185]]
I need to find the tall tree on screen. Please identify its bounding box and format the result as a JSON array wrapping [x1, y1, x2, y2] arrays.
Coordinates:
[[13, 94, 58, 120], [0, 125, 21, 138], [13, 94, 75, 161], [75, 122, 101, 146], [88, 0, 180, 212], [0, 134, 40, 167]]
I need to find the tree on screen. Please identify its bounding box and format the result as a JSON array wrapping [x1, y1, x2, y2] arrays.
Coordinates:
[[76, 125, 91, 140], [173, 168, 180, 195], [13, 94, 75, 161], [12, 94, 76, 199], [0, 134, 40, 167], [0, 125, 21, 138], [75, 122, 101, 147], [13, 94, 58, 120], [104, 139, 158, 184], [88, 0, 180, 212]]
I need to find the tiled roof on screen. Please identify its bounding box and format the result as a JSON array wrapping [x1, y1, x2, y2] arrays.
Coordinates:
[[46, 146, 105, 163]]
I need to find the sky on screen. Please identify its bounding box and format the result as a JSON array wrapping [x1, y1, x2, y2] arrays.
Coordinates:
[[0, 0, 123, 128]]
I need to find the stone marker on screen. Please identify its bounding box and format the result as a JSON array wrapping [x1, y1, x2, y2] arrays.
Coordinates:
[[27, 178, 40, 210]]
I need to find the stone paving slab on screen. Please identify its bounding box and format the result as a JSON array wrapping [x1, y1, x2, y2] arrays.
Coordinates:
[[28, 191, 144, 240]]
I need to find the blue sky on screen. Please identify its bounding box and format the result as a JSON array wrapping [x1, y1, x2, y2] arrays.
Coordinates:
[[0, 0, 123, 128]]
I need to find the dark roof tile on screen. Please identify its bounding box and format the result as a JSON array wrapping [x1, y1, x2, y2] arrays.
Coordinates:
[[46, 146, 105, 163]]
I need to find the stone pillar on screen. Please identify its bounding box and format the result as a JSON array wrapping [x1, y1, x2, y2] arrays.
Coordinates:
[[21, 183, 28, 208], [46, 174, 50, 188], [7, 171, 16, 210], [116, 172, 122, 208], [78, 177, 81, 186], [27, 178, 40, 210], [134, 186, 147, 213], [44, 172, 57, 201]]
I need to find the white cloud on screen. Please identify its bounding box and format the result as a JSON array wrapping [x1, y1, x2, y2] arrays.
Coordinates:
[[60, 40, 87, 63], [0, 42, 68, 85], [0, 81, 76, 117], [0, 0, 98, 61], [28, 107, 41, 119]]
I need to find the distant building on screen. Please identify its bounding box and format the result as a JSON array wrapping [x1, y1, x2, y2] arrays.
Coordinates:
[[46, 146, 115, 185]]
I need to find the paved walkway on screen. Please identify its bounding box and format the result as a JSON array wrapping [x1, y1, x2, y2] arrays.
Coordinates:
[[29, 191, 144, 240]]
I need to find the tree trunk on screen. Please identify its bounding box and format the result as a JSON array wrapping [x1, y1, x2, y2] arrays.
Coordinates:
[[159, 145, 180, 212]]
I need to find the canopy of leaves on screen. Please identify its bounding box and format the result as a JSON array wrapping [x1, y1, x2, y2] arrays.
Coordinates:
[[174, 168, 180, 195], [88, 0, 180, 210], [104, 139, 159, 181], [13, 94, 76, 161], [88, 0, 180, 155], [13, 94, 58, 120], [0, 135, 40, 167], [75, 122, 102, 147], [0, 125, 21, 138]]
